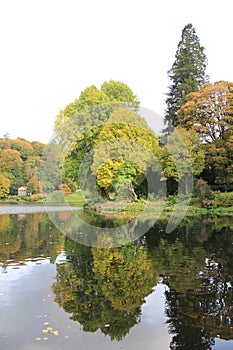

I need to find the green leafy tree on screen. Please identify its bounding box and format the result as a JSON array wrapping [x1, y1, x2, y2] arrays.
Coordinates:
[[158, 127, 205, 194], [91, 107, 159, 199], [64, 108, 159, 200], [164, 23, 208, 132], [54, 80, 140, 143], [23, 156, 41, 181], [40, 143, 63, 192], [101, 80, 140, 109], [56, 82, 141, 192]]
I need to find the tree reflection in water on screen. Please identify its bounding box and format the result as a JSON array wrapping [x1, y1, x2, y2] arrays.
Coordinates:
[[1, 211, 233, 347], [52, 238, 159, 340], [158, 222, 233, 349], [52, 215, 233, 346], [0, 212, 64, 268]]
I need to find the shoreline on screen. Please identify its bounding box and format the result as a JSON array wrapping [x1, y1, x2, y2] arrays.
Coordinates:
[[1, 199, 233, 216]]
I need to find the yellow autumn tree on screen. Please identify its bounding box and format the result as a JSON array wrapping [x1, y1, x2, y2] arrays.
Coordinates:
[[92, 107, 159, 199], [0, 174, 11, 198]]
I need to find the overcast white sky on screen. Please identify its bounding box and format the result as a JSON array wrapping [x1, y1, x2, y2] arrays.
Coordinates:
[[0, 0, 232, 143]]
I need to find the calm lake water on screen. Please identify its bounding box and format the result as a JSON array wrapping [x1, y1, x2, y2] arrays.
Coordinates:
[[0, 205, 233, 349]]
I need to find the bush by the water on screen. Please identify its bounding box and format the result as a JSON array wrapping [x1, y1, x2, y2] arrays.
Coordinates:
[[212, 191, 233, 208]]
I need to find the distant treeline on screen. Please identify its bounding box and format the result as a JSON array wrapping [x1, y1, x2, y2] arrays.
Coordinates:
[[0, 137, 45, 197]]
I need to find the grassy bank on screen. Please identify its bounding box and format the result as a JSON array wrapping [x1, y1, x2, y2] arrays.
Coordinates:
[[1, 191, 233, 217], [85, 196, 233, 219], [0, 191, 85, 206]]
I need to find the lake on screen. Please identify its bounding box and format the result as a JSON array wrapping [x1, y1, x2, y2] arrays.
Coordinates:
[[0, 205, 233, 349]]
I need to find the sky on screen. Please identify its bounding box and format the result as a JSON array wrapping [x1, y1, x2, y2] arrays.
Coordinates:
[[0, 0, 233, 143]]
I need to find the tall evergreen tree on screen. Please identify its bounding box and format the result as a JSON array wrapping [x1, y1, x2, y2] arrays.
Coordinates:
[[164, 23, 208, 132]]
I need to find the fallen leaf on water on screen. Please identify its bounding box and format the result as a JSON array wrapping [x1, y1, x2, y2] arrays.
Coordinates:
[[52, 331, 59, 336]]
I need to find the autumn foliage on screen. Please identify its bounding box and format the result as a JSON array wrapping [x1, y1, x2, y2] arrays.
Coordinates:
[[0, 137, 45, 195]]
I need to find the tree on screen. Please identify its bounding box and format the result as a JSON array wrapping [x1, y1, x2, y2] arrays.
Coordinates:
[[158, 127, 205, 194], [177, 81, 233, 189], [59, 183, 72, 195], [64, 107, 159, 200], [54, 80, 140, 141], [0, 149, 23, 193], [0, 136, 45, 195], [177, 81, 233, 142], [101, 80, 140, 109], [164, 23, 208, 132], [11, 138, 34, 159], [23, 156, 41, 182], [31, 141, 45, 156], [0, 174, 11, 198], [92, 107, 159, 199], [27, 176, 40, 194], [40, 143, 63, 192], [55, 82, 141, 192]]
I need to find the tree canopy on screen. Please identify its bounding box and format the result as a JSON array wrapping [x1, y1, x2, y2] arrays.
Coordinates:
[[177, 81, 233, 142], [54, 81, 162, 200], [63, 106, 159, 200], [0, 137, 45, 195], [177, 80, 233, 189], [54, 80, 140, 140]]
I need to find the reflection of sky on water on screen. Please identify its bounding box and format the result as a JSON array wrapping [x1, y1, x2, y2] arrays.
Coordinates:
[[214, 339, 233, 350], [0, 205, 81, 215], [142, 282, 169, 325], [0, 259, 50, 306], [0, 260, 172, 350]]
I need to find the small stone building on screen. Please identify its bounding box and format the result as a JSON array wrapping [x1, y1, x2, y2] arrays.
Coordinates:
[[18, 186, 27, 196]]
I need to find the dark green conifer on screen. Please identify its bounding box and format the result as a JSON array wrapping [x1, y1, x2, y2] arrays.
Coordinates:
[[164, 23, 208, 133]]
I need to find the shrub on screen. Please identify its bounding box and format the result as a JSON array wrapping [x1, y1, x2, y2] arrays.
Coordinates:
[[29, 193, 45, 201], [212, 191, 233, 208], [193, 178, 213, 208], [59, 183, 72, 195]]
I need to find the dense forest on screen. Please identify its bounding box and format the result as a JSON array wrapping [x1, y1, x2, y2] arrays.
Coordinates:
[[1, 23, 233, 207], [0, 136, 45, 197]]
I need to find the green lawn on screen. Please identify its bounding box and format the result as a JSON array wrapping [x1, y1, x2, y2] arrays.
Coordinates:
[[65, 191, 85, 206]]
